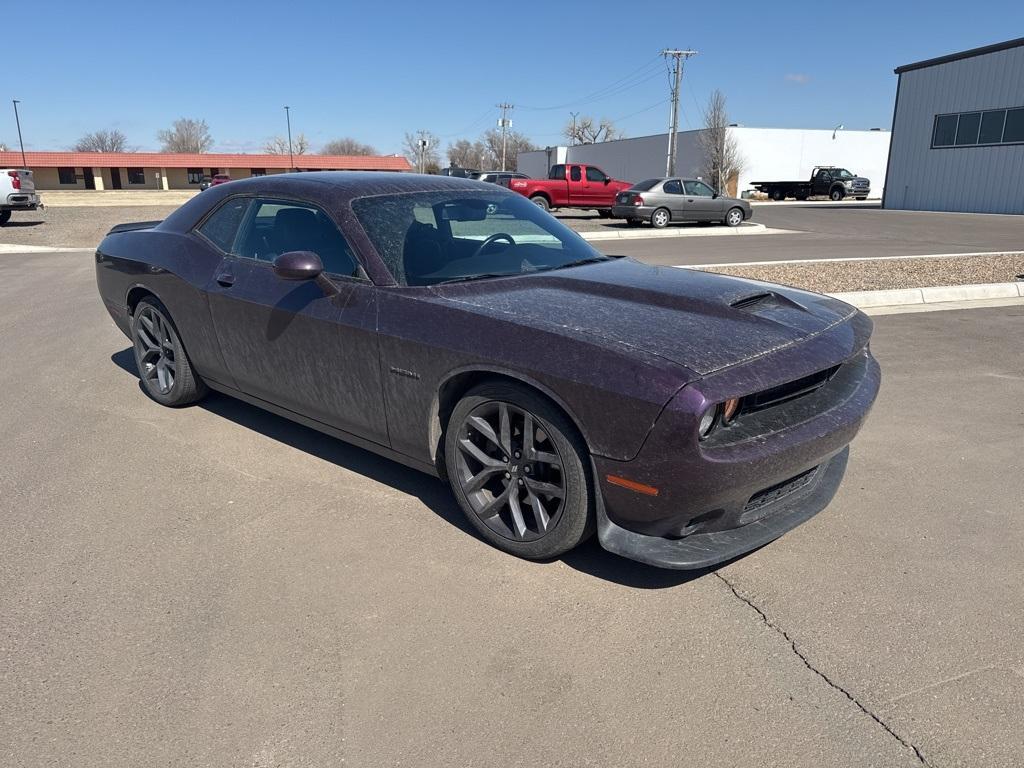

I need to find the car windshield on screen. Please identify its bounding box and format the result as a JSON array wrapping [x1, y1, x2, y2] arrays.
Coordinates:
[[630, 179, 661, 191], [831, 169, 854, 179], [352, 190, 607, 286]]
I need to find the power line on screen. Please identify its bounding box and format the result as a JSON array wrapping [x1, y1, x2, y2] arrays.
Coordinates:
[[518, 55, 663, 112], [661, 48, 698, 175]]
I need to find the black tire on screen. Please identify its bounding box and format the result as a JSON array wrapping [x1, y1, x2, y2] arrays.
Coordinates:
[[830, 187, 845, 202], [131, 298, 207, 407], [0, 210, 11, 226], [444, 382, 594, 560], [650, 207, 671, 229], [795, 193, 808, 201], [724, 207, 744, 227], [597, 209, 612, 219], [530, 195, 550, 211], [771, 189, 786, 201], [855, 196, 867, 201], [626, 218, 643, 227]]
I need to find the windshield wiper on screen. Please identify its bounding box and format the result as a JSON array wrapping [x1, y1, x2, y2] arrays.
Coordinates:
[[538, 255, 614, 272], [434, 272, 516, 285]]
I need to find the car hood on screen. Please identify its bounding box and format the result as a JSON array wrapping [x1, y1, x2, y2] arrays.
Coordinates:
[[430, 258, 857, 376]]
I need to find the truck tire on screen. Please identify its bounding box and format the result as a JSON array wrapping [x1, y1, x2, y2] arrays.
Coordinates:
[[830, 187, 845, 201], [771, 189, 785, 201], [650, 208, 671, 228], [0, 210, 11, 226], [795, 193, 808, 201], [597, 209, 612, 218], [530, 195, 550, 211]]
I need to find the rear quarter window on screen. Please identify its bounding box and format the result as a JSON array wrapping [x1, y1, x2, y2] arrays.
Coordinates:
[[196, 197, 251, 253]]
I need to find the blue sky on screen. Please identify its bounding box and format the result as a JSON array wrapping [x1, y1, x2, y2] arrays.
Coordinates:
[[5, 0, 1023, 155]]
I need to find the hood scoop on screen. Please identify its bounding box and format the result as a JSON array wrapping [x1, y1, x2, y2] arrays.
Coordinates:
[[730, 290, 806, 313]]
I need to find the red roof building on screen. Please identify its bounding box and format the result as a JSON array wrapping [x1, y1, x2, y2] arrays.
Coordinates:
[[0, 151, 411, 190]]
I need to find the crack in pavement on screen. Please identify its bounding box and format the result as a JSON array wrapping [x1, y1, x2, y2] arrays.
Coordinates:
[[715, 572, 933, 767]]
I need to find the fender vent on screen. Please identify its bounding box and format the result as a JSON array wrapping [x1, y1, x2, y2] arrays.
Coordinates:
[[730, 292, 774, 310]]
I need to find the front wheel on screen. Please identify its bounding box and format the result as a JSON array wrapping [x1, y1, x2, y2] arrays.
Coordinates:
[[830, 187, 845, 201], [530, 195, 550, 211], [445, 382, 594, 560], [724, 207, 744, 227], [0, 210, 11, 226], [650, 208, 671, 228], [131, 298, 207, 407]]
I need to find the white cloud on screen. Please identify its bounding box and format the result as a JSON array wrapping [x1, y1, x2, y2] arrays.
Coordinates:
[[785, 73, 811, 85]]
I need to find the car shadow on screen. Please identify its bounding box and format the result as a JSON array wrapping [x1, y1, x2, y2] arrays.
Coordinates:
[[111, 347, 716, 589], [0, 220, 46, 228]]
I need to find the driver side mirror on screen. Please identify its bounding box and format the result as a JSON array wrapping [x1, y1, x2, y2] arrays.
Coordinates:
[[712, 192, 719, 199], [603, 177, 610, 185], [273, 250, 323, 280]]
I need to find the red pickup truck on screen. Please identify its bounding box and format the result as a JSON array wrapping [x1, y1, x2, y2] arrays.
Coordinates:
[[508, 163, 632, 216]]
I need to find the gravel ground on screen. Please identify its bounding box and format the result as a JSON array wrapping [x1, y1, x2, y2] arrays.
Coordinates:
[[693, 253, 1024, 292], [0, 206, 180, 249]]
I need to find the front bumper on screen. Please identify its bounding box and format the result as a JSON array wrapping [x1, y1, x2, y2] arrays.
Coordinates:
[[846, 185, 871, 197], [593, 316, 880, 569]]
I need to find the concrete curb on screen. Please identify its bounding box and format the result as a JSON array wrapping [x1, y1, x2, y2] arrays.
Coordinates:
[[829, 281, 1024, 308], [579, 223, 783, 241], [0, 243, 91, 253]]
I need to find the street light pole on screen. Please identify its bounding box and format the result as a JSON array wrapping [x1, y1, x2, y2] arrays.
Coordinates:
[[284, 105, 294, 171], [832, 123, 844, 140], [12, 100, 27, 167]]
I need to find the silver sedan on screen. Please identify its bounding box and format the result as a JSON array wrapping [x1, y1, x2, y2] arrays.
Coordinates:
[[611, 178, 752, 228]]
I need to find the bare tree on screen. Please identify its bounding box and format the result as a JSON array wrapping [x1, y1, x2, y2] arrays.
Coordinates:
[[321, 137, 378, 155], [157, 118, 213, 153], [264, 133, 309, 155], [73, 129, 129, 152], [0, 141, 8, 152], [403, 130, 441, 173], [447, 139, 488, 169], [481, 129, 536, 171], [698, 90, 745, 194], [563, 115, 621, 145]]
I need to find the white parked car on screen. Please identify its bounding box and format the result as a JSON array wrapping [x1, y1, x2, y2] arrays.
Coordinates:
[[1, 169, 41, 225]]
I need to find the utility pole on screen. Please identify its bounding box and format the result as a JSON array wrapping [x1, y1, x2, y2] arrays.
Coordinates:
[[569, 111, 579, 146], [416, 130, 430, 174], [284, 105, 294, 171], [12, 100, 27, 167], [661, 48, 697, 176], [497, 102, 513, 171]]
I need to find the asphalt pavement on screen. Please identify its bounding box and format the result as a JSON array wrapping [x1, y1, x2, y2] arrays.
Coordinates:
[[1, 249, 1022, 767], [610, 202, 1024, 265]]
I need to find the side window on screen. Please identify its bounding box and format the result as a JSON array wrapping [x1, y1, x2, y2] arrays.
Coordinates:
[[585, 166, 607, 182], [570, 166, 582, 182], [548, 164, 565, 180], [196, 197, 251, 253], [663, 179, 683, 194], [236, 199, 361, 278], [684, 181, 714, 196]]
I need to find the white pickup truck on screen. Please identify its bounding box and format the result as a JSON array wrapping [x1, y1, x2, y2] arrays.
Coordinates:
[[1, 169, 41, 225]]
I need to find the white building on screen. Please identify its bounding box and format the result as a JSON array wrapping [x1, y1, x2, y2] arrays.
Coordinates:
[[883, 37, 1024, 214], [518, 126, 891, 199]]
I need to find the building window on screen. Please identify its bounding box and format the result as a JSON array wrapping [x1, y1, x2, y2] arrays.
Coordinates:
[[933, 106, 1024, 148], [57, 167, 77, 185], [127, 167, 146, 185], [250, 168, 266, 176], [187, 168, 204, 184]]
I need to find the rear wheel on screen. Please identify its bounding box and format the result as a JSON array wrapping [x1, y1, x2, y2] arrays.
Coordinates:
[[650, 207, 671, 228], [597, 209, 612, 219], [530, 195, 550, 211], [771, 189, 786, 201], [131, 298, 207, 407], [830, 187, 845, 201], [445, 382, 593, 560], [724, 207, 744, 227], [0, 210, 11, 226]]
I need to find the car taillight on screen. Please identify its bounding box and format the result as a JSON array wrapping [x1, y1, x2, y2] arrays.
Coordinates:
[[8, 171, 21, 190], [633, 195, 643, 206]]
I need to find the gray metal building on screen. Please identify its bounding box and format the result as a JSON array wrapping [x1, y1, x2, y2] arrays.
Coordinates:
[[884, 37, 1024, 214]]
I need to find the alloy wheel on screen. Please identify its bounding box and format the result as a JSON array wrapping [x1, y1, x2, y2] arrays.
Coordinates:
[[652, 209, 669, 227], [727, 209, 743, 226], [134, 306, 177, 395], [454, 401, 565, 542]]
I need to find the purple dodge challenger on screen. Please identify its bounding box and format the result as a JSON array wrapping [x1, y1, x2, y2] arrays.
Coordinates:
[[95, 173, 880, 569]]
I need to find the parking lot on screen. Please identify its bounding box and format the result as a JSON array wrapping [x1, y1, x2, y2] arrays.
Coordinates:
[[1, 242, 1022, 766]]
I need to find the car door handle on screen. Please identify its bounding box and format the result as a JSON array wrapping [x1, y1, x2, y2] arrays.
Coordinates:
[[215, 272, 235, 287]]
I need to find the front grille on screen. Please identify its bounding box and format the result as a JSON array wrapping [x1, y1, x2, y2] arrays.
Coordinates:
[[744, 364, 840, 413], [740, 466, 819, 522]]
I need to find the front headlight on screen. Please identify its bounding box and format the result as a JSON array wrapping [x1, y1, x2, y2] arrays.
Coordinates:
[[698, 406, 718, 439], [844, 180, 853, 188]]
